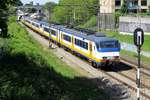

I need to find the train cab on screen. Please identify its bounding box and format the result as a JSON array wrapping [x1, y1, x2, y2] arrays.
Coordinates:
[[91, 36, 120, 67]]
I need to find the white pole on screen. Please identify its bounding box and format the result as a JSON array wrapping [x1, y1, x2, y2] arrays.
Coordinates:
[[137, 37, 141, 100]]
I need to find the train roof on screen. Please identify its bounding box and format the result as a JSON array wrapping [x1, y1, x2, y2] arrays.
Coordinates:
[[23, 17, 118, 43], [87, 35, 117, 43], [51, 25, 117, 43]]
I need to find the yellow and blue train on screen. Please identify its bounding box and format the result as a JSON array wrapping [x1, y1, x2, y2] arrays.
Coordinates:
[[21, 16, 120, 68]]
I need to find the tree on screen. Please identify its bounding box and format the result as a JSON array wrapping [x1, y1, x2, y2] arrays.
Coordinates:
[[120, 0, 127, 14], [0, 0, 22, 37], [42, 2, 56, 22], [51, 0, 98, 26]]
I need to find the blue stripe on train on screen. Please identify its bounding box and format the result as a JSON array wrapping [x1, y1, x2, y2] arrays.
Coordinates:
[[98, 48, 120, 52]]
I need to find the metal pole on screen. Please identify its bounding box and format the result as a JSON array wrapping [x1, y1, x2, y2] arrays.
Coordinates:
[[137, 36, 141, 100], [97, 12, 100, 32], [136, 1, 142, 99], [73, 8, 76, 25], [98, 0, 100, 32]]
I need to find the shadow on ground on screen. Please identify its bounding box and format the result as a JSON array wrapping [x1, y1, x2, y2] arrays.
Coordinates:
[[0, 51, 131, 100], [101, 62, 133, 72]]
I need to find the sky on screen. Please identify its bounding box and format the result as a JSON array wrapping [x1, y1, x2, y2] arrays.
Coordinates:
[[21, 0, 59, 5]]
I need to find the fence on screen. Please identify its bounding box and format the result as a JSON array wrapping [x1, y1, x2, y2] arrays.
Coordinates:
[[119, 16, 150, 35], [98, 13, 115, 31]]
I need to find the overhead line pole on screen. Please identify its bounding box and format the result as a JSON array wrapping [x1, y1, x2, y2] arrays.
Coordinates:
[[98, 0, 101, 32]]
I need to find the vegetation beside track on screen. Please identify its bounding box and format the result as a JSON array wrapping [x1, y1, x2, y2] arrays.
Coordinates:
[[0, 16, 107, 100], [121, 50, 150, 68]]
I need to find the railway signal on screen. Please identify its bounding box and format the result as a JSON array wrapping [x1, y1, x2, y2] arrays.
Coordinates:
[[134, 28, 144, 100]]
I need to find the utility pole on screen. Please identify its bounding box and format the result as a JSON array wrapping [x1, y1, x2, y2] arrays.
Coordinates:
[[97, 0, 101, 32], [72, 7, 76, 27], [48, 6, 51, 22]]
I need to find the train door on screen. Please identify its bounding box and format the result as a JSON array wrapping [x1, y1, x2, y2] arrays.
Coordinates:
[[40, 24, 43, 34], [72, 36, 74, 49], [59, 31, 63, 44], [89, 41, 93, 58], [58, 30, 60, 43], [92, 43, 97, 58]]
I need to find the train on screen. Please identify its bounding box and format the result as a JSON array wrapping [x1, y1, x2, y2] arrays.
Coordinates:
[[21, 16, 120, 68]]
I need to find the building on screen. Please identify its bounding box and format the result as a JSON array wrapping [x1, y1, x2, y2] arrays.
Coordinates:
[[100, 0, 150, 13], [100, 0, 115, 13]]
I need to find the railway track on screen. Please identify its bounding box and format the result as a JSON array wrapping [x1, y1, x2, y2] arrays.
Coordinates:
[[21, 23, 150, 100], [121, 57, 150, 76], [100, 69, 150, 100], [121, 58, 150, 88]]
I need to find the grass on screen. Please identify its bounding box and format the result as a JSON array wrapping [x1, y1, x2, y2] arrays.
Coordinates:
[[0, 16, 108, 100], [105, 30, 150, 52]]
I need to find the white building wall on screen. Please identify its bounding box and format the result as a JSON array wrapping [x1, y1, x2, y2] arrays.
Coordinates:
[[100, 0, 115, 13]]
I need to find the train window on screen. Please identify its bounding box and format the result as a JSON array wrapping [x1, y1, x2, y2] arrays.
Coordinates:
[[44, 27, 50, 33], [32, 23, 34, 26], [35, 24, 39, 28], [51, 30, 56, 36], [75, 39, 76, 44], [83, 42, 88, 50], [63, 34, 71, 42], [100, 42, 114, 48], [80, 40, 83, 47], [40, 24, 42, 27], [75, 39, 79, 45], [100, 41, 119, 48], [75, 38, 88, 50], [75, 39, 77, 44]]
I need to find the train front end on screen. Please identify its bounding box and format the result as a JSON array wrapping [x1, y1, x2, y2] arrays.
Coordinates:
[[95, 38, 120, 67]]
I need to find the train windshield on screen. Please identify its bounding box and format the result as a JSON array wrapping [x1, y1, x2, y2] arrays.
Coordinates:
[[97, 41, 120, 49]]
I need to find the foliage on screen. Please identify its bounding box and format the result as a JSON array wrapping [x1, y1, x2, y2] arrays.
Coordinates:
[[43, 2, 56, 10], [51, 0, 99, 26], [27, 8, 37, 13], [77, 15, 97, 29], [0, 0, 22, 37], [114, 11, 122, 28], [120, 0, 127, 14], [0, 0, 22, 10], [42, 2, 57, 22], [148, 5, 150, 14], [0, 16, 107, 100]]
